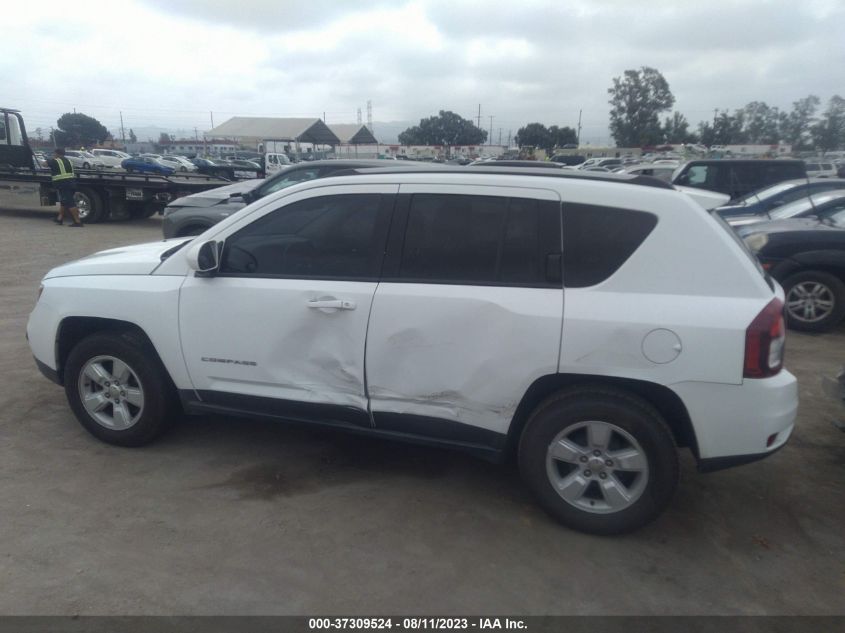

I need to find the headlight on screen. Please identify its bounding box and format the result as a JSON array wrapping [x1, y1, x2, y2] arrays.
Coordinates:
[[743, 233, 769, 253]]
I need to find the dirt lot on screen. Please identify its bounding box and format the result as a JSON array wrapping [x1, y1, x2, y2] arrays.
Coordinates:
[[0, 207, 843, 615]]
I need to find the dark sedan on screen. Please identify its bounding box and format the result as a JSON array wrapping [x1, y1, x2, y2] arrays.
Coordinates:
[[739, 212, 845, 331], [716, 178, 845, 218], [162, 159, 418, 238], [121, 156, 175, 175]]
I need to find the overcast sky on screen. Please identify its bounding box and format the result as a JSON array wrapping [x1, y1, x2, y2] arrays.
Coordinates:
[[5, 0, 844, 144]]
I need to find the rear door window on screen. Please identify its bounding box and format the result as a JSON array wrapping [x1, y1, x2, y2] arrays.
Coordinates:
[[398, 194, 561, 287]]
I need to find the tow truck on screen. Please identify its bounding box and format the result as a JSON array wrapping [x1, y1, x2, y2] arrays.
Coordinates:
[[0, 107, 230, 223]]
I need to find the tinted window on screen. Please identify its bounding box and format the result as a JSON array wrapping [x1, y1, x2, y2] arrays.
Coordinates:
[[399, 194, 561, 286], [221, 194, 388, 279], [562, 204, 657, 287], [259, 167, 321, 196]]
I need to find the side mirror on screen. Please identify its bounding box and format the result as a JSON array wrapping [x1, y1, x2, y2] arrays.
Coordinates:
[[186, 240, 222, 276]]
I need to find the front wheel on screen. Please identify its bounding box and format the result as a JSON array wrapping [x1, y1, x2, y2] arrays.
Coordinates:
[[783, 270, 845, 332], [519, 387, 678, 535], [82, 162, 90, 169], [63, 332, 179, 446]]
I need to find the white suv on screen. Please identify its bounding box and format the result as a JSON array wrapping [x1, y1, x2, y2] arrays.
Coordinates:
[[27, 168, 798, 534]]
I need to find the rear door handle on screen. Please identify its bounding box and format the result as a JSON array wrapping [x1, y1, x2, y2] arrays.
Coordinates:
[[307, 298, 357, 310]]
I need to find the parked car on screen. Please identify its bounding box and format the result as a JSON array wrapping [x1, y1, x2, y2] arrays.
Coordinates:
[[625, 164, 677, 182], [804, 161, 838, 178], [580, 158, 622, 170], [550, 154, 587, 166], [469, 160, 566, 169], [121, 156, 175, 175], [191, 157, 235, 180], [159, 155, 198, 172], [672, 160, 806, 200], [739, 212, 845, 331], [162, 159, 417, 238], [715, 178, 845, 218], [728, 190, 845, 227], [90, 149, 131, 168], [28, 166, 796, 535], [64, 150, 106, 170]]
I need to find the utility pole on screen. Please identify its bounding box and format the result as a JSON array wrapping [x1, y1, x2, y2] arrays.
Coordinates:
[[577, 109, 582, 146], [507, 130, 512, 147], [119, 111, 126, 146], [210, 111, 214, 129], [366, 100, 373, 133], [357, 108, 362, 125], [498, 128, 502, 146], [50, 126, 56, 148], [477, 104, 481, 130], [323, 111, 326, 122], [488, 115, 493, 146]]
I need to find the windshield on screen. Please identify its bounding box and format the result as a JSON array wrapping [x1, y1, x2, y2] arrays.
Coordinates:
[[735, 181, 799, 204], [769, 192, 845, 220]]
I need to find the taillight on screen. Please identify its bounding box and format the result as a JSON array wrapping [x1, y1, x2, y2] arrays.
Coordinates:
[[744, 298, 785, 378]]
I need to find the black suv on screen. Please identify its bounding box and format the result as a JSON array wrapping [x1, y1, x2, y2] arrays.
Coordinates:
[[673, 159, 806, 201], [739, 212, 845, 331], [162, 159, 413, 238]]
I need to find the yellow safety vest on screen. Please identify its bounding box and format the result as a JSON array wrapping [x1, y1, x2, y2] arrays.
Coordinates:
[[51, 157, 75, 182]]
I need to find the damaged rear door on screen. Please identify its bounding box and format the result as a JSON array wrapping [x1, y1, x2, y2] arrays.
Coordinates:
[[364, 185, 564, 451], [178, 185, 397, 427]]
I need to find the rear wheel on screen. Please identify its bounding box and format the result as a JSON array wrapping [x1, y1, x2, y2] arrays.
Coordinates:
[[783, 270, 845, 332], [63, 332, 179, 446], [82, 162, 90, 169], [74, 188, 105, 223], [519, 387, 678, 535]]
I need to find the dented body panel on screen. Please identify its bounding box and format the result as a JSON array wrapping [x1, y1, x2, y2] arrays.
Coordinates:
[[366, 284, 562, 435]]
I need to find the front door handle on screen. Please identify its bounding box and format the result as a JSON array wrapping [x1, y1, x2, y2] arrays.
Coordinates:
[[307, 298, 357, 310]]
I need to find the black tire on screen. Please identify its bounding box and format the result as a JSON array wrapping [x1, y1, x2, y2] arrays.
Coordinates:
[[518, 386, 678, 535], [82, 162, 90, 169], [63, 331, 180, 447], [782, 270, 845, 332], [73, 187, 105, 223]]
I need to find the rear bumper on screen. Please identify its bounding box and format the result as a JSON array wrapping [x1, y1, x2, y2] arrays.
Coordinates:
[[671, 370, 798, 468]]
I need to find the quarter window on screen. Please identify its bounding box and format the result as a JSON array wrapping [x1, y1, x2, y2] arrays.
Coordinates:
[[562, 204, 657, 287], [398, 194, 561, 286], [220, 194, 388, 279]]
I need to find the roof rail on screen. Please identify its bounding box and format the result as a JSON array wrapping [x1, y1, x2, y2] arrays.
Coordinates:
[[330, 164, 675, 189]]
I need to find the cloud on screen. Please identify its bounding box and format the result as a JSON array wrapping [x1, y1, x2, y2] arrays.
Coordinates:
[[3, 0, 843, 145]]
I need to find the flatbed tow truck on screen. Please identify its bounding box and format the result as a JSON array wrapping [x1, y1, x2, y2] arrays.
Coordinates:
[[0, 107, 230, 223]]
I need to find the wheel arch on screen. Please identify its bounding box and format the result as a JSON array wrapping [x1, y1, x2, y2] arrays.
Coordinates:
[[55, 317, 175, 391], [507, 373, 699, 459]]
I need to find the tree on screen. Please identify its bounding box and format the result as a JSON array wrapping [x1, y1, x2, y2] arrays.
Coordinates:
[[53, 112, 110, 148], [712, 111, 746, 144], [662, 112, 697, 144], [741, 101, 780, 144], [33, 127, 44, 141], [398, 110, 487, 147], [811, 95, 845, 152], [781, 95, 819, 149], [128, 128, 137, 144], [608, 66, 675, 147], [515, 123, 551, 150], [548, 125, 578, 149]]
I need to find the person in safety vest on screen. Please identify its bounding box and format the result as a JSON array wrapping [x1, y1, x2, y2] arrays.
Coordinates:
[[46, 148, 83, 227]]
